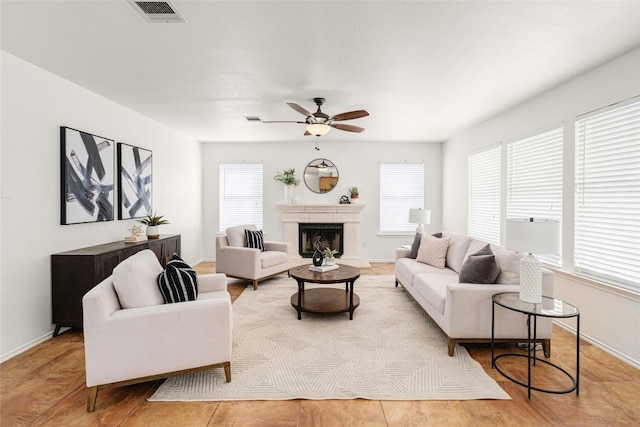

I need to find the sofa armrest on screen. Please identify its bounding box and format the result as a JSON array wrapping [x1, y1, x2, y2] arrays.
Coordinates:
[[396, 247, 411, 260], [198, 273, 227, 293], [216, 245, 261, 278], [264, 241, 290, 254]]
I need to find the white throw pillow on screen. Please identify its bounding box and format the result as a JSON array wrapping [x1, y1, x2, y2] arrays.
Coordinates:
[[225, 224, 257, 247], [112, 250, 164, 308], [416, 235, 450, 269], [491, 245, 524, 284]]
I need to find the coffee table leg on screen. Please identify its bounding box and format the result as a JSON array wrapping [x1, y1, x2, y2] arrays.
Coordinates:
[[349, 280, 354, 320], [297, 279, 303, 320]]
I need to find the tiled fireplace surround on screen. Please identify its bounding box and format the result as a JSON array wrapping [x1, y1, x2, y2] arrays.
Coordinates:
[[277, 204, 371, 268]]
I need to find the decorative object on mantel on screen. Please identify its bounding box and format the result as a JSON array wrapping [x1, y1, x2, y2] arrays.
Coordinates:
[[273, 168, 300, 204], [60, 126, 114, 225], [339, 195, 350, 204], [505, 218, 560, 303], [348, 186, 359, 203], [125, 224, 147, 243], [409, 208, 431, 234], [139, 212, 169, 239], [117, 142, 152, 220], [311, 236, 324, 267]]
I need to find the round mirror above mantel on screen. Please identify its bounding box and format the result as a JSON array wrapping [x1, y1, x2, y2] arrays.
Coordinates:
[[303, 158, 339, 194]]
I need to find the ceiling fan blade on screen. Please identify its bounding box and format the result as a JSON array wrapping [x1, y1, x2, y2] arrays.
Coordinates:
[[304, 130, 311, 136], [261, 120, 306, 123], [287, 102, 312, 117], [331, 123, 365, 133], [330, 110, 369, 121]]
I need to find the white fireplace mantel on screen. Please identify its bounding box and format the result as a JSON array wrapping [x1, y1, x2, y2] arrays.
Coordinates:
[[277, 204, 370, 268]]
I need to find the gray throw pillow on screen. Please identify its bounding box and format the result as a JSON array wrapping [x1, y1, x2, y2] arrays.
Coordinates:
[[458, 244, 501, 284]]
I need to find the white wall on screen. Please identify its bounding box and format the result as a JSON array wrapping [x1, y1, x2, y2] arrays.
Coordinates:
[[441, 48, 640, 367], [202, 141, 442, 262], [0, 51, 204, 360]]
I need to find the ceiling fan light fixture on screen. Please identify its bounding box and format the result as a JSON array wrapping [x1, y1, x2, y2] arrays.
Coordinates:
[[306, 123, 331, 137]]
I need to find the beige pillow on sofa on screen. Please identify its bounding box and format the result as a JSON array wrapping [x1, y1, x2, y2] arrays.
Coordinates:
[[112, 250, 164, 308], [416, 235, 450, 268]]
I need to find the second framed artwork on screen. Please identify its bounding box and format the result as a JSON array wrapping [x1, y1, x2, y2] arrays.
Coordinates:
[[117, 143, 153, 220]]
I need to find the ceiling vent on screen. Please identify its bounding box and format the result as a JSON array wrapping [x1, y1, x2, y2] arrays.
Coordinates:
[[128, 1, 186, 23]]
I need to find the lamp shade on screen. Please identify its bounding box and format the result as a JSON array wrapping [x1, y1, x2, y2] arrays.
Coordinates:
[[306, 123, 331, 136], [505, 218, 560, 255], [409, 209, 431, 225]]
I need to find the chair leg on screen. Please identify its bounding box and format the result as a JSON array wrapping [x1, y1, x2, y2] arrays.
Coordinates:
[[87, 386, 98, 412], [224, 362, 232, 382], [542, 339, 551, 357], [253, 280, 258, 290]]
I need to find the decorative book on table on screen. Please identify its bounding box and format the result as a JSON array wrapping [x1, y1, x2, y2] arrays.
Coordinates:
[[125, 235, 148, 243], [309, 264, 339, 273]]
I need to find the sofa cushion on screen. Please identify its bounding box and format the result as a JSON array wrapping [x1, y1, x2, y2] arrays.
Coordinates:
[[416, 235, 450, 268], [413, 273, 455, 315], [459, 244, 501, 284], [244, 229, 265, 252], [112, 249, 164, 309], [491, 245, 523, 285], [226, 224, 257, 247], [442, 232, 472, 273], [157, 254, 198, 303], [261, 251, 288, 269]]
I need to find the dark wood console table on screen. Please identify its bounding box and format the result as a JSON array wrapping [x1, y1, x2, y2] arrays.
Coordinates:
[[51, 234, 180, 336]]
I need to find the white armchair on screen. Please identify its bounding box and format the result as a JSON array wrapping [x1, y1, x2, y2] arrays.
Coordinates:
[[82, 250, 232, 412], [216, 224, 290, 290]]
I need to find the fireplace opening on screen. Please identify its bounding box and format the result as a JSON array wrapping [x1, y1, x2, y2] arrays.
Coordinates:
[[299, 223, 344, 258]]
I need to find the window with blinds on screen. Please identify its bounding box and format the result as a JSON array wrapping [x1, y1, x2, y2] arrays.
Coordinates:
[[219, 163, 263, 232], [468, 144, 501, 244], [507, 125, 563, 266], [575, 97, 640, 291], [379, 163, 424, 233]]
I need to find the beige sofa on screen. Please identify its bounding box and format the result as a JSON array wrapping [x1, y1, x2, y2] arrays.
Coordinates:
[[395, 231, 554, 357]]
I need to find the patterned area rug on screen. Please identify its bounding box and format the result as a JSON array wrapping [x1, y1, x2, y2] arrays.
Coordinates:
[[149, 275, 510, 401]]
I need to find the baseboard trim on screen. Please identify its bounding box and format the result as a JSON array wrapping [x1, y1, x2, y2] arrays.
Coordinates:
[[553, 320, 639, 370], [1, 329, 57, 363]]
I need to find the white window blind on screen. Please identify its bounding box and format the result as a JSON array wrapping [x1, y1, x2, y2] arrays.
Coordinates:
[[507, 125, 563, 266], [379, 163, 424, 233], [468, 145, 501, 244], [575, 97, 640, 291], [219, 163, 263, 232]]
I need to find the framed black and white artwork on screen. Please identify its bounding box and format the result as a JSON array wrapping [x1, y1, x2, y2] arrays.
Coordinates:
[[60, 127, 114, 225], [117, 143, 152, 220]]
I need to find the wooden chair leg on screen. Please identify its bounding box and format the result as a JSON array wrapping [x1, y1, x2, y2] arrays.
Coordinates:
[[87, 386, 98, 412], [542, 339, 551, 357], [253, 280, 258, 290], [224, 362, 231, 382]]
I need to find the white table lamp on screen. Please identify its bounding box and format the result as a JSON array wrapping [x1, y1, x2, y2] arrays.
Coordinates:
[[409, 209, 431, 234], [506, 218, 560, 304]]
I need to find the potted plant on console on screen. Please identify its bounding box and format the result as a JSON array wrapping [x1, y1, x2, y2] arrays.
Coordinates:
[[139, 213, 169, 239], [274, 168, 300, 204]]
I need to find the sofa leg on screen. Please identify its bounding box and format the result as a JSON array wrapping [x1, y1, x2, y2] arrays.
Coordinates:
[[87, 386, 98, 412], [395, 279, 398, 288], [542, 339, 551, 358], [224, 362, 231, 382], [448, 339, 456, 357], [253, 280, 258, 290]]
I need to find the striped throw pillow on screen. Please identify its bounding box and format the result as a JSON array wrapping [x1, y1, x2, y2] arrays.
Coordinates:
[[244, 229, 265, 252], [157, 254, 198, 303]]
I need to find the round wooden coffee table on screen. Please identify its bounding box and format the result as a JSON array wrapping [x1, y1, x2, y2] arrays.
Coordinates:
[[289, 264, 361, 320]]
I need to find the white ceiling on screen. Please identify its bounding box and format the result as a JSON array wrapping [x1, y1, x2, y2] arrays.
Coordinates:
[[2, 1, 639, 143]]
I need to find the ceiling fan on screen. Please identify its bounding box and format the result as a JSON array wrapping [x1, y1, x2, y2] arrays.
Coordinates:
[[263, 97, 369, 136]]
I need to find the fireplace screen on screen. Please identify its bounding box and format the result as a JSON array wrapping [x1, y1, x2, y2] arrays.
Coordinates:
[[299, 223, 344, 258]]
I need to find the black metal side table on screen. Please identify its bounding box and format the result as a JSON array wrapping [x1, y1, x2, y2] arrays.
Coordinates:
[[492, 292, 580, 398]]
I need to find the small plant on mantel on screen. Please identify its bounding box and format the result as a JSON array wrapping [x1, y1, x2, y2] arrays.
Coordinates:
[[273, 168, 300, 186], [348, 186, 359, 203]]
